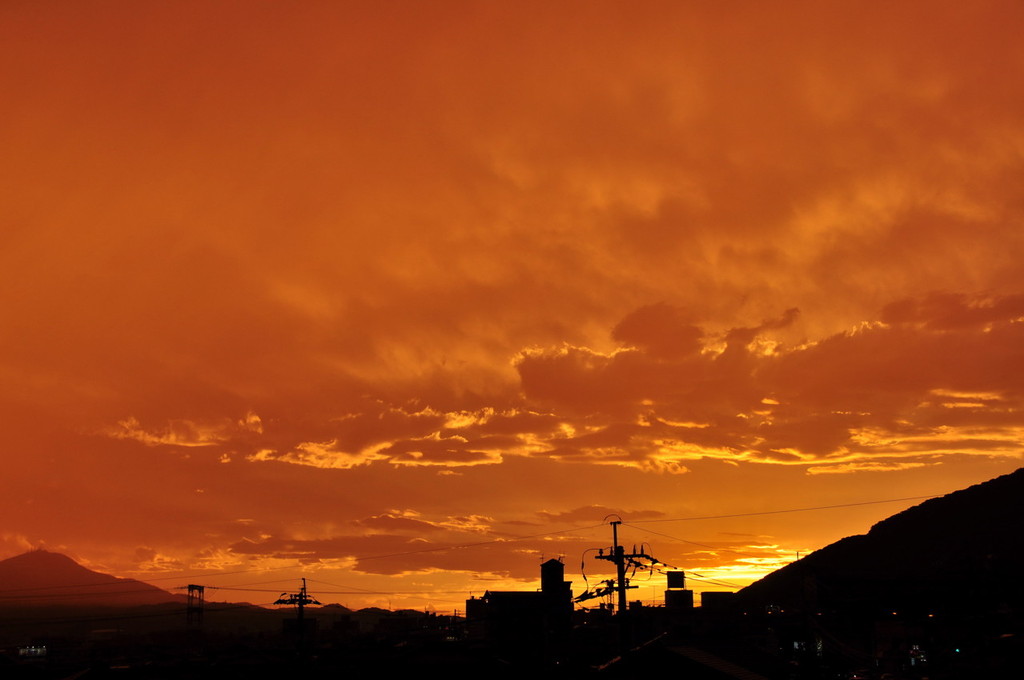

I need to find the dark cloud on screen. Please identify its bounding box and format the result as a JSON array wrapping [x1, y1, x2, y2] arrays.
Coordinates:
[[512, 293, 1024, 469], [227, 531, 601, 580], [3, 0, 1024, 607], [612, 304, 703, 359], [352, 513, 441, 534], [536, 506, 665, 524], [881, 292, 1024, 330]]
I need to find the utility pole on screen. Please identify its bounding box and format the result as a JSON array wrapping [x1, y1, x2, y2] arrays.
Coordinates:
[[593, 519, 659, 614], [581, 518, 663, 655], [599, 520, 629, 614], [575, 518, 664, 613], [275, 578, 321, 653]]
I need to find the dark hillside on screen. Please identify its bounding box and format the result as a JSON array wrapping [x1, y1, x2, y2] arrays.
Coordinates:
[[739, 467, 1024, 617]]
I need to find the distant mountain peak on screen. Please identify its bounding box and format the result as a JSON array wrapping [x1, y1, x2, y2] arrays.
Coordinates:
[[0, 549, 183, 607], [6, 547, 89, 567]]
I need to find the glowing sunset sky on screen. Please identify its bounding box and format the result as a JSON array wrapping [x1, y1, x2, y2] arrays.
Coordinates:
[[2, 1, 1023, 612]]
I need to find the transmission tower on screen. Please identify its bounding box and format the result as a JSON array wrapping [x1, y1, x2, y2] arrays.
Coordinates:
[[186, 584, 205, 625]]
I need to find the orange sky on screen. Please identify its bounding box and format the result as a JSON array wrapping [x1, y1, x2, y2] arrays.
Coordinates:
[[2, 0, 1023, 612]]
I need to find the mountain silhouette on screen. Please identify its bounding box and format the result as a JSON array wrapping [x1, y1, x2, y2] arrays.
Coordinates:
[[739, 467, 1024, 616], [0, 549, 185, 608]]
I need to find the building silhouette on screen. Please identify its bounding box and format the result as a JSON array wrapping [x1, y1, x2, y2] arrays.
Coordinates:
[[465, 558, 573, 663]]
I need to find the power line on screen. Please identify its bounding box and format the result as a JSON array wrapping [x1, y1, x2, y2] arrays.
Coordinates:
[[0, 494, 940, 603], [207, 577, 296, 588], [0, 588, 183, 602], [351, 523, 607, 563], [593, 526, 749, 590], [0, 601, 277, 629], [676, 572, 747, 590], [628, 494, 942, 523], [139, 562, 309, 582], [623, 522, 776, 562], [0, 579, 186, 595], [211, 585, 469, 596], [305, 576, 382, 594], [0, 524, 606, 597]]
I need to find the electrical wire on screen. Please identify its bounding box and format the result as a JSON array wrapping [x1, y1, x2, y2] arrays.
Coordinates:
[[0, 494, 942, 606], [679, 572, 747, 590], [628, 494, 942, 523], [0, 588, 184, 602], [624, 521, 796, 562], [0, 523, 605, 597], [0, 601, 278, 629], [305, 577, 383, 594], [350, 522, 606, 563], [210, 585, 469, 596]]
